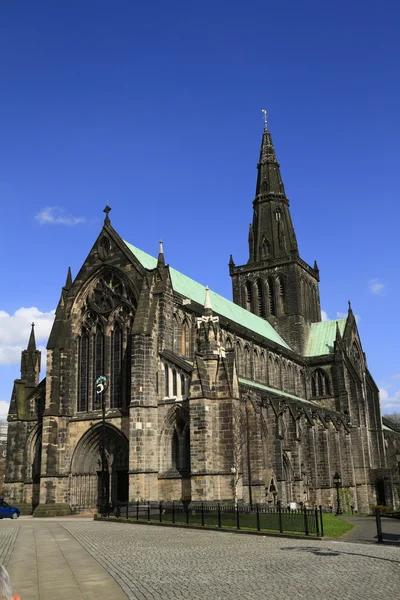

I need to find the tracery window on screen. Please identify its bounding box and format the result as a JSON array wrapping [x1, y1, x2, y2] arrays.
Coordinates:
[[77, 270, 135, 413], [93, 330, 104, 410], [111, 324, 123, 408], [78, 331, 89, 412], [311, 368, 330, 397]]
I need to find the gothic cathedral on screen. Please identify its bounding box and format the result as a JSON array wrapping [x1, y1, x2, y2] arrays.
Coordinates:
[[5, 124, 400, 516]]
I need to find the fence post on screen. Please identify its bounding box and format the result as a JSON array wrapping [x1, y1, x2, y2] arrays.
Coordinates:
[[218, 503, 221, 528], [315, 506, 320, 537], [136, 500, 139, 521], [303, 506, 309, 536], [278, 503, 283, 534], [375, 507, 383, 543], [256, 504, 260, 531], [159, 502, 162, 523], [147, 501, 150, 522], [201, 502, 205, 527], [319, 505, 324, 537], [172, 501, 175, 524], [126, 503, 129, 520], [236, 504, 240, 530]]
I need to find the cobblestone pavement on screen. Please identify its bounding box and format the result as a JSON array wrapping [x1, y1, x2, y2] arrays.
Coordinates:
[[62, 521, 400, 600], [0, 522, 19, 566]]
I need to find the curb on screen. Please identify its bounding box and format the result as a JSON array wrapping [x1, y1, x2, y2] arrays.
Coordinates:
[[95, 516, 323, 541]]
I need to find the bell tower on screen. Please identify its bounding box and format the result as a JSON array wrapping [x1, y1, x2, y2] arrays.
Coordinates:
[[230, 116, 321, 353]]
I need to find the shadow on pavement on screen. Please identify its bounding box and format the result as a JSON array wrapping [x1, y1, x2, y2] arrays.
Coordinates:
[[281, 546, 400, 565]]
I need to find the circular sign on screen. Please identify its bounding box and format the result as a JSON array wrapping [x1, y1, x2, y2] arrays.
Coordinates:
[[95, 375, 108, 394]]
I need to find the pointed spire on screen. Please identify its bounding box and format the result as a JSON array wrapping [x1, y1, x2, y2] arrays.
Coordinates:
[[157, 239, 165, 267], [28, 322, 36, 351], [204, 286, 213, 316], [229, 254, 235, 266], [255, 124, 286, 197], [313, 260, 319, 273], [64, 266, 72, 290]]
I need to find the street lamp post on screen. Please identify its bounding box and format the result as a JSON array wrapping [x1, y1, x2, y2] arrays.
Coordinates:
[[333, 471, 342, 515], [95, 375, 108, 516]]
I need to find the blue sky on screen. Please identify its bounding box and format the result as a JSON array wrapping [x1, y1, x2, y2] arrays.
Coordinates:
[[1, 1, 400, 417]]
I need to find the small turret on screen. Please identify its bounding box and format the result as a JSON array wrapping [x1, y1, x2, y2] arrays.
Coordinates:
[[20, 323, 41, 387]]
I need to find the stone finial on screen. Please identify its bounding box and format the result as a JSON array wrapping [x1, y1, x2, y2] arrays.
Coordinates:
[[27, 322, 36, 351], [103, 205, 112, 224], [261, 109, 268, 131], [65, 266, 72, 290]]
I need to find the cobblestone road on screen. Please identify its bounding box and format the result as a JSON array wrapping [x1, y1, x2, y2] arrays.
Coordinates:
[[0, 522, 19, 566], [62, 521, 400, 600]]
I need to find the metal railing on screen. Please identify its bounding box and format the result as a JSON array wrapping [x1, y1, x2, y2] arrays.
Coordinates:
[[102, 501, 324, 537]]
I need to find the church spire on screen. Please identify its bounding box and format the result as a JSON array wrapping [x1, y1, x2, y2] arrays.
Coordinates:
[[64, 267, 72, 291], [249, 120, 298, 264]]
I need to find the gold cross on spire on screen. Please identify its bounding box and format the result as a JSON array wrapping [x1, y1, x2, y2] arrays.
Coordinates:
[[261, 109, 268, 130]]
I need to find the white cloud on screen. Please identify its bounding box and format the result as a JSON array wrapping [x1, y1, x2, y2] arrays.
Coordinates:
[[0, 401, 9, 420], [379, 387, 400, 414], [321, 310, 329, 321], [0, 307, 55, 365], [369, 279, 385, 296], [35, 206, 86, 226], [391, 374, 400, 381]]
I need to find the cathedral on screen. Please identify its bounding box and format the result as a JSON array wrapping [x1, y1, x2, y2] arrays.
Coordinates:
[[5, 124, 400, 516]]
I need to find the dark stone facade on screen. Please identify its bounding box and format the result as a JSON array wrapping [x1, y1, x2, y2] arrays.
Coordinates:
[[5, 127, 400, 515]]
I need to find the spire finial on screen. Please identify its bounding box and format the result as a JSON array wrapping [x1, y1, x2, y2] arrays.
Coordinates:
[[261, 109, 268, 131], [103, 205, 112, 224], [159, 239, 164, 255], [348, 300, 352, 311]]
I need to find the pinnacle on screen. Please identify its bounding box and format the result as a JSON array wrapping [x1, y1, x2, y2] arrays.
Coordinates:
[[27, 322, 36, 352]]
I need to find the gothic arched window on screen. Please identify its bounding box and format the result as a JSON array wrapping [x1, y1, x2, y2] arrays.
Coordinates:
[[277, 276, 285, 315], [164, 363, 169, 398], [268, 278, 276, 316], [172, 369, 177, 397], [93, 329, 104, 410], [256, 279, 266, 318], [111, 324, 123, 408], [245, 281, 253, 311], [78, 331, 89, 412], [311, 368, 330, 397], [172, 429, 179, 470]]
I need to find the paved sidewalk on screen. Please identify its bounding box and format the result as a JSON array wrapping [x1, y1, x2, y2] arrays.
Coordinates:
[[6, 519, 127, 600], [340, 515, 400, 545]]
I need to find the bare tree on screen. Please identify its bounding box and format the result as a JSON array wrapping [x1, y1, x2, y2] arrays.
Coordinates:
[[223, 397, 258, 506], [384, 413, 400, 429]]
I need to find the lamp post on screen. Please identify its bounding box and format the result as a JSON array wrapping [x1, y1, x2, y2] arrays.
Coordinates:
[[333, 471, 342, 515], [95, 375, 108, 516]]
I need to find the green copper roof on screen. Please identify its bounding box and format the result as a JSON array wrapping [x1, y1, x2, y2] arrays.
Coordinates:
[[124, 240, 291, 350], [304, 318, 347, 357], [382, 423, 400, 433], [239, 377, 314, 405]]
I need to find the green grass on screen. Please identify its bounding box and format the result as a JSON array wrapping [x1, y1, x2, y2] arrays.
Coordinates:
[[322, 514, 354, 538]]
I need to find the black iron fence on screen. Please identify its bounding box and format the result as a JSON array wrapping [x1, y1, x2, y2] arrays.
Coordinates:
[[102, 502, 324, 537]]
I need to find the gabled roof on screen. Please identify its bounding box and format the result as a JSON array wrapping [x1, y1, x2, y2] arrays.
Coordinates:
[[304, 318, 347, 357], [124, 240, 291, 350]]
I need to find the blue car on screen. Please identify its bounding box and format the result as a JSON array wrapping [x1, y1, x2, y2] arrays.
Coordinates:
[[0, 499, 20, 519]]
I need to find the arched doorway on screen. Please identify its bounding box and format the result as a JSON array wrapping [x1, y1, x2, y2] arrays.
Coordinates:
[[69, 424, 129, 513]]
